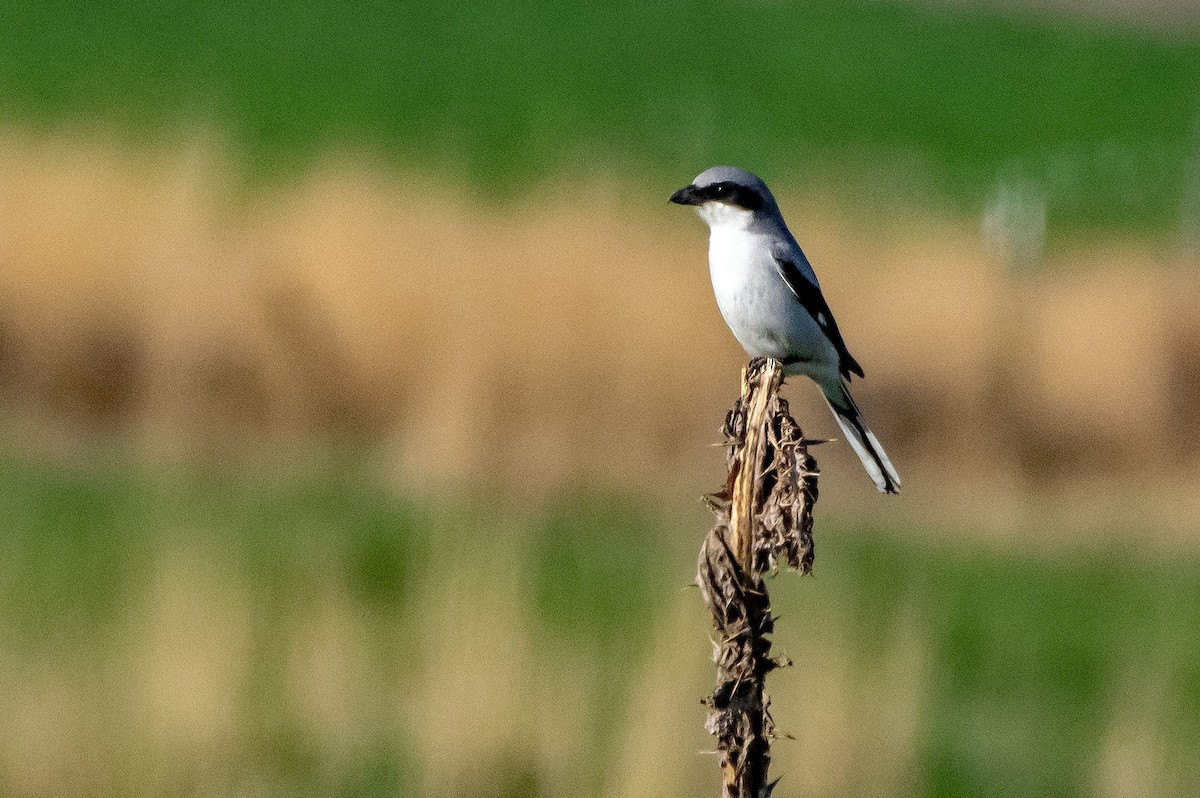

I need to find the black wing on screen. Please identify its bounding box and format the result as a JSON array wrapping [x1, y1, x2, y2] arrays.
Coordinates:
[[773, 255, 864, 380]]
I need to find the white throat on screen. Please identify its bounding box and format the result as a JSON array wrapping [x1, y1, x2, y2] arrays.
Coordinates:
[[696, 202, 755, 231]]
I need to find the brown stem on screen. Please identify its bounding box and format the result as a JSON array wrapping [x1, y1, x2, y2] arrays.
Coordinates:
[[698, 358, 819, 798]]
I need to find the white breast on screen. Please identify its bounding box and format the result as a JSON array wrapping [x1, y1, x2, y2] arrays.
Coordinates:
[[705, 223, 835, 374]]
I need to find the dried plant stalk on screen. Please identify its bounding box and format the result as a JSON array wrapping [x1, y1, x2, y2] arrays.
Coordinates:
[[698, 357, 819, 798]]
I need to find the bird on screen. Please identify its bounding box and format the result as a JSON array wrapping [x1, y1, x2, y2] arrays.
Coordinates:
[[670, 166, 900, 494]]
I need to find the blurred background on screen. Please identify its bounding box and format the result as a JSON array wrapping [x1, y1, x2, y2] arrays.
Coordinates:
[[1, 1, 1199, 796]]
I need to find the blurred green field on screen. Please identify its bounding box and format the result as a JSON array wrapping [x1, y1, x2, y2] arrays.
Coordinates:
[[1, 451, 1197, 798], [2, 3, 1199, 796], [1, 1, 1197, 233]]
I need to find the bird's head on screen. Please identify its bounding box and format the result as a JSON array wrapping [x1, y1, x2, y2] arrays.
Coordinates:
[[669, 166, 777, 228]]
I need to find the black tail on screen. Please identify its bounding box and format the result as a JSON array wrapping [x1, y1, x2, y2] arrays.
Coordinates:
[[820, 381, 901, 494]]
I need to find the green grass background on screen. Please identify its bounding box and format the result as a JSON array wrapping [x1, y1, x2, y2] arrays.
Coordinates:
[[1, 1, 1197, 233], [1, 453, 1197, 797], [2, 2, 1199, 795]]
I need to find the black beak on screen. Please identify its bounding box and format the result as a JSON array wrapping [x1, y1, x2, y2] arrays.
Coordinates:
[[669, 184, 703, 206]]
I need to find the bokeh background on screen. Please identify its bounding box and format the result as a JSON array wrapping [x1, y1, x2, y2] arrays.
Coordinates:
[[1, 2, 1199, 796]]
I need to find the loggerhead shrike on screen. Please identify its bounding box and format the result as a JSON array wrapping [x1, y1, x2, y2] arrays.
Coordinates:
[[671, 166, 900, 494]]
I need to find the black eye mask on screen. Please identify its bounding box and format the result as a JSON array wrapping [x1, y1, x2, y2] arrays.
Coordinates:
[[702, 181, 764, 211]]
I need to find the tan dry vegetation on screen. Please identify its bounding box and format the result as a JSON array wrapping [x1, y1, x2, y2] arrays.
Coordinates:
[[0, 132, 1198, 535]]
